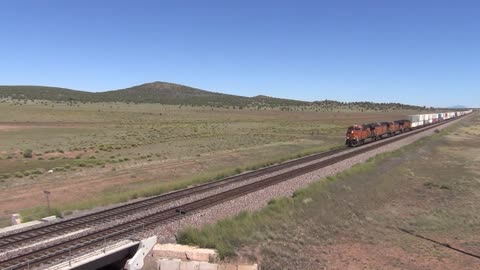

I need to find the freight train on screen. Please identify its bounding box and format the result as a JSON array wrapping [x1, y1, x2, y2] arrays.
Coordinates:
[[345, 110, 473, 147]]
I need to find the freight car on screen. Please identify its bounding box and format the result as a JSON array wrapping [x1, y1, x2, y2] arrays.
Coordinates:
[[345, 110, 472, 147]]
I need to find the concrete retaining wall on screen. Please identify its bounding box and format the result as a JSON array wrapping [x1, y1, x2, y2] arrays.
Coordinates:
[[157, 258, 258, 270]]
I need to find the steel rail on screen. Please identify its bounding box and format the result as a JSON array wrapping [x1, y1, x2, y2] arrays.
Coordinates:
[[0, 147, 347, 252]]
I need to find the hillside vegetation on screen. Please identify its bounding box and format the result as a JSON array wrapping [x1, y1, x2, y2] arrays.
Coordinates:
[[0, 81, 430, 111]]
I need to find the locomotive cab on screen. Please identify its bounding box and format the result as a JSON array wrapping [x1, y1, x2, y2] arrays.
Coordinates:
[[345, 125, 364, 146]]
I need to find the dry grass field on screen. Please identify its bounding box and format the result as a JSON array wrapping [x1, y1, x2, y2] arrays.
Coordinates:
[[0, 99, 428, 225], [179, 113, 480, 269]]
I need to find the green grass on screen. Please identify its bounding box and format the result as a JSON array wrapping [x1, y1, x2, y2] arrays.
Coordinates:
[[20, 206, 62, 222]]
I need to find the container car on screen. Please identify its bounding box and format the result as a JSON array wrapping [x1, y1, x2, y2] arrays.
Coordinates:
[[408, 114, 424, 128]]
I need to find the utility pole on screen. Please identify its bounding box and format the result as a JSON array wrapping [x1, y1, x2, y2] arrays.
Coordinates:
[[43, 190, 51, 213]]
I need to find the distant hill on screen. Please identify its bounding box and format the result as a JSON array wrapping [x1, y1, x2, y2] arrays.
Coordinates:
[[96, 82, 309, 107], [448, 105, 467, 109], [0, 85, 95, 102], [0, 81, 430, 110], [0, 82, 307, 107]]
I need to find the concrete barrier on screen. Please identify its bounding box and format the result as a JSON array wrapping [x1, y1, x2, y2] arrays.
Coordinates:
[[153, 244, 218, 262], [157, 258, 182, 270], [153, 244, 257, 270], [156, 259, 258, 270]]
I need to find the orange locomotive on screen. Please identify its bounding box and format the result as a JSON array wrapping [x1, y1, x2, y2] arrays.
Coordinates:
[[345, 120, 411, 147]]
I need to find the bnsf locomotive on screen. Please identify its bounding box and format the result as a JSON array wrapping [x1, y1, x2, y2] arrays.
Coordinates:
[[345, 110, 473, 147]]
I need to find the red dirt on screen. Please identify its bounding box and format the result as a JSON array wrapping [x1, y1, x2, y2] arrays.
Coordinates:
[[0, 122, 97, 132], [316, 241, 479, 270], [0, 159, 196, 214], [0, 125, 24, 132], [0, 150, 247, 216]]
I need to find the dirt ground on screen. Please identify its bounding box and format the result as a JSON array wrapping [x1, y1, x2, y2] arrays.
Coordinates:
[[234, 113, 480, 270], [0, 140, 322, 219]]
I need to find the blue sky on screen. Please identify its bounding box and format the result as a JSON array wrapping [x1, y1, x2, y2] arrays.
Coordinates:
[[0, 0, 478, 107]]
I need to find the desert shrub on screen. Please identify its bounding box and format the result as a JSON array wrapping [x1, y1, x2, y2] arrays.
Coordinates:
[[23, 149, 33, 158], [32, 169, 43, 175]]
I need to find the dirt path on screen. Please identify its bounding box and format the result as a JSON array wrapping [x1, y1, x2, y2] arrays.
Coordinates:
[[0, 122, 97, 132]]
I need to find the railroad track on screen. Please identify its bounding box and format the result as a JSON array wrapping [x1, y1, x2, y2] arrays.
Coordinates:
[[0, 115, 467, 270], [0, 147, 346, 253]]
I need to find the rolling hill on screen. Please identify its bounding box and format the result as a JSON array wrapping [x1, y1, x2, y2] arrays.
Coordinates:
[[448, 105, 467, 109], [0, 82, 308, 107], [0, 81, 429, 110]]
